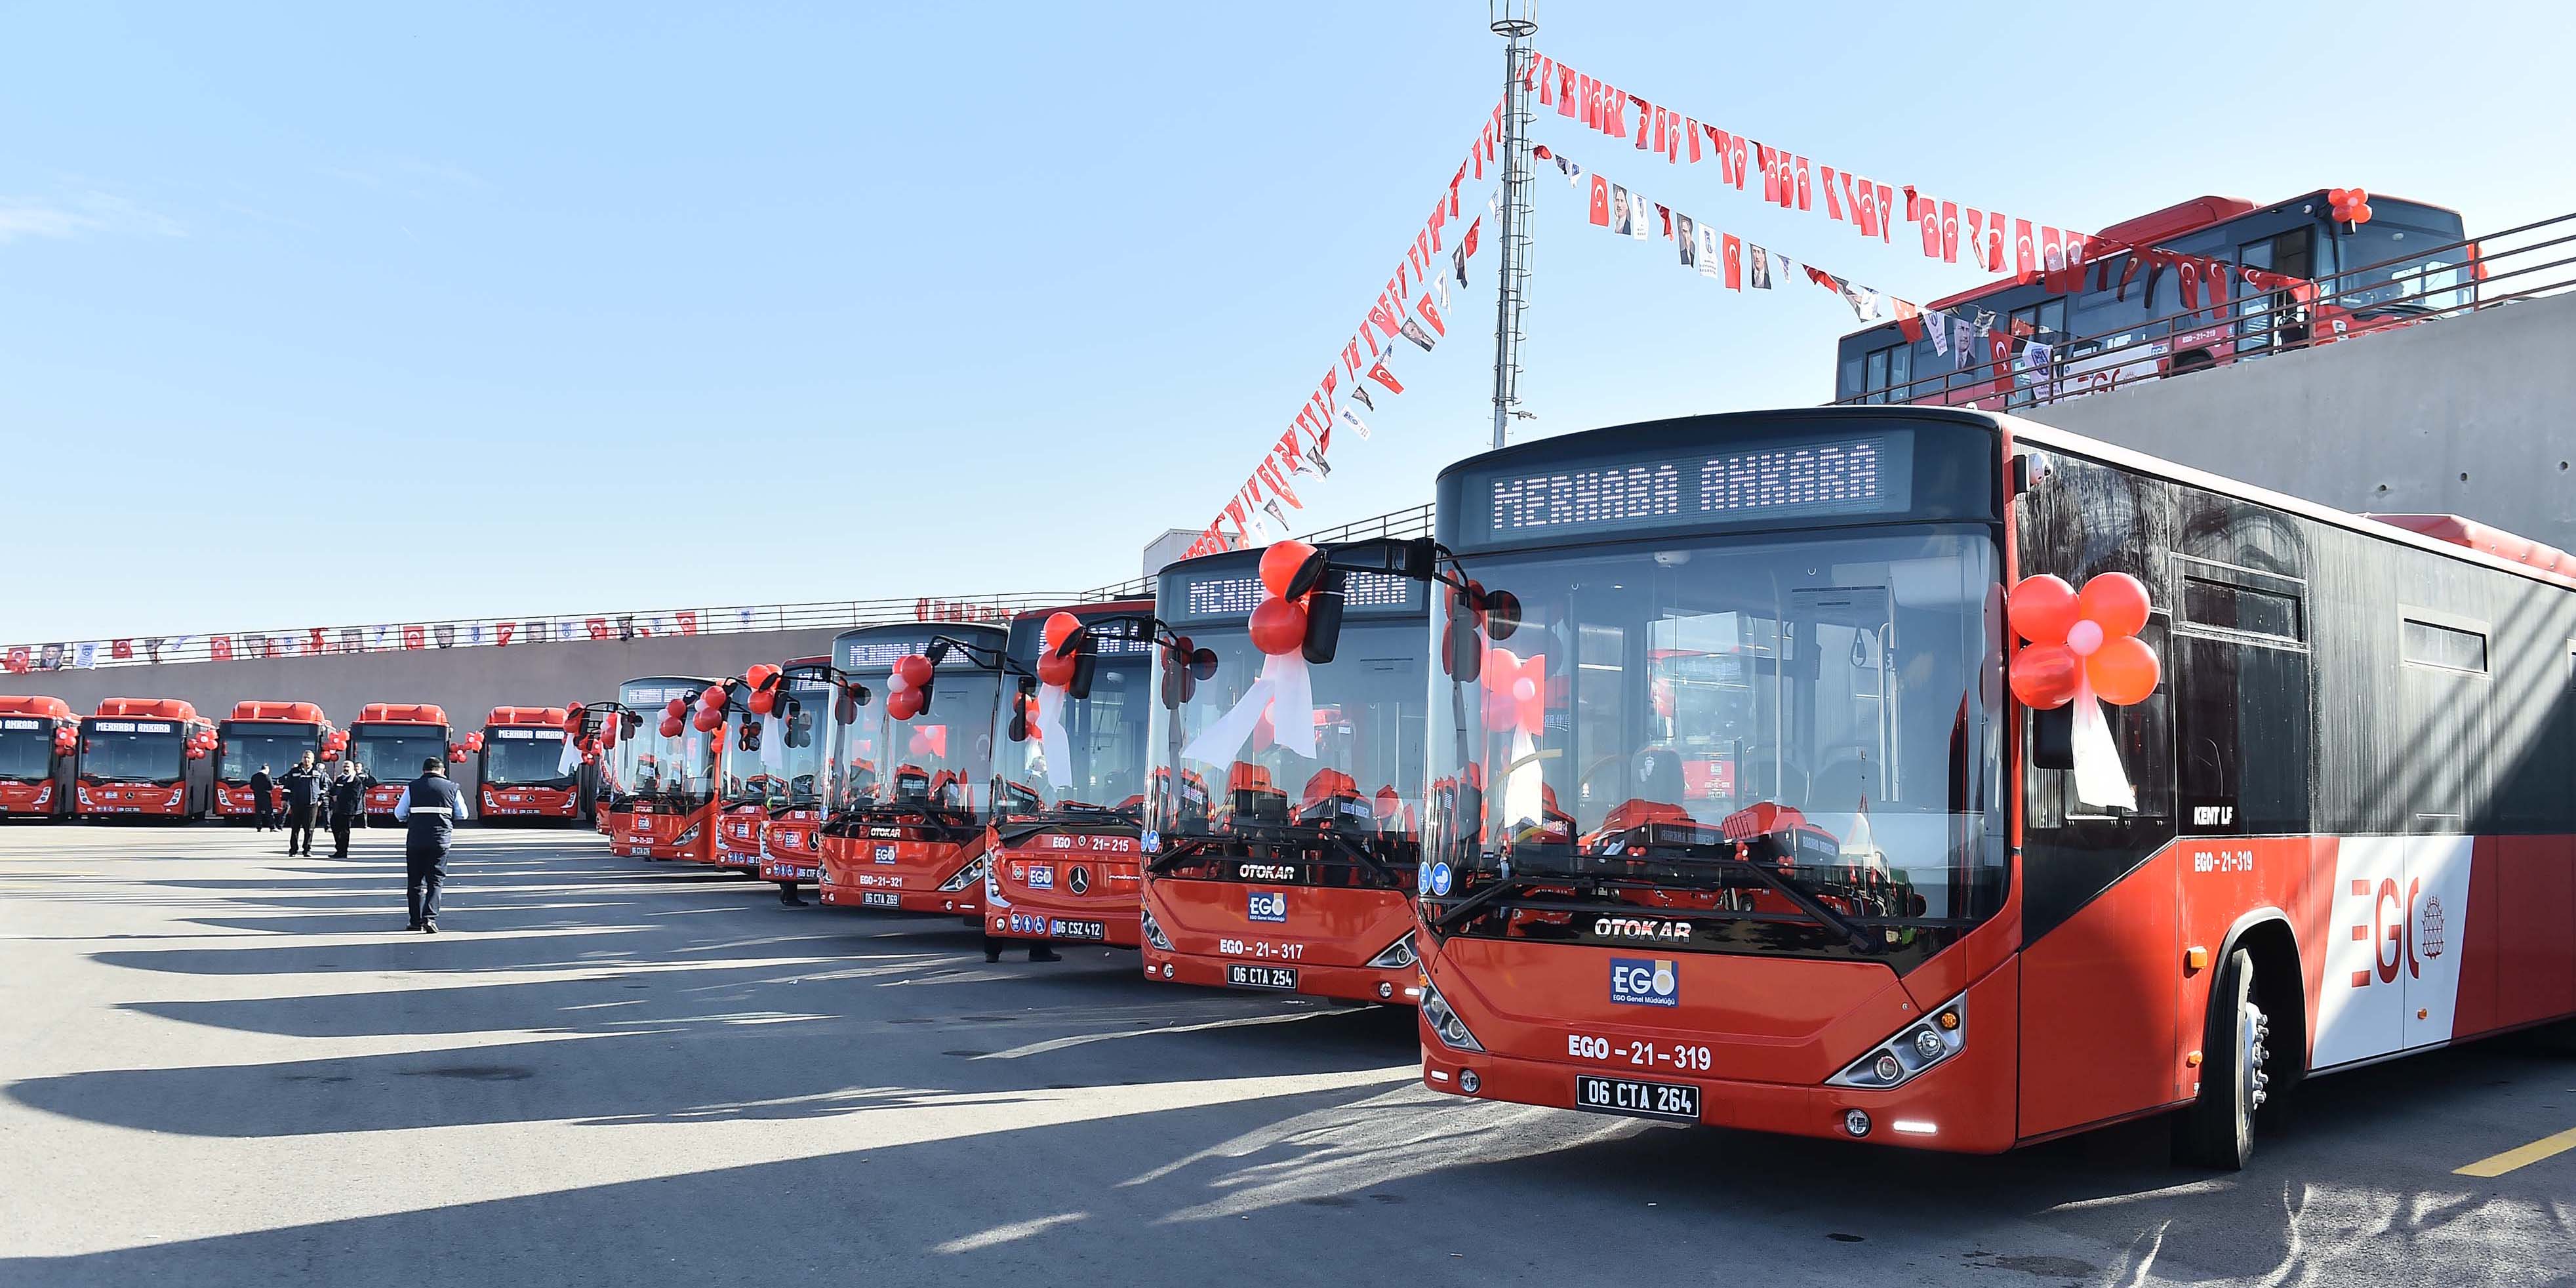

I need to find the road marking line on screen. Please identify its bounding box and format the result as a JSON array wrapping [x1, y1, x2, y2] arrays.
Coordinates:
[[2455, 1125, 2576, 1177], [974, 1009, 1332, 1059]]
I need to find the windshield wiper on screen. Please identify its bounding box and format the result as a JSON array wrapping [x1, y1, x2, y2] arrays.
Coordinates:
[[1146, 822, 1405, 887], [1457, 833, 1882, 954]]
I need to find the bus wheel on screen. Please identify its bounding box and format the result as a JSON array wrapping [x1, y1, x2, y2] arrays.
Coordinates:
[[2175, 948, 2268, 1170]]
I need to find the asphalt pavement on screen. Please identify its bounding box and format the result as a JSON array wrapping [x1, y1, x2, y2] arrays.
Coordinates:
[[3, 824, 2573, 1287]]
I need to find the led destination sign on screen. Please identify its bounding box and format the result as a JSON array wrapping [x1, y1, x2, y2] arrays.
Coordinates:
[[1470, 432, 1914, 542]]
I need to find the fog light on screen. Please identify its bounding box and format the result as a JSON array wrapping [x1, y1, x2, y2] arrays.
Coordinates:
[[1914, 1028, 1946, 1060], [1458, 1070, 1480, 1094], [1843, 1109, 1872, 1138], [1161, 963, 1175, 979], [1872, 1052, 1902, 1083], [1377, 982, 1394, 1000]]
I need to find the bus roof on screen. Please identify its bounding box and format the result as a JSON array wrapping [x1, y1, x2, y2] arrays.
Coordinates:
[[228, 700, 327, 724], [486, 706, 569, 727], [2363, 513, 2575, 580], [94, 697, 200, 723], [355, 702, 447, 726], [0, 695, 74, 720], [1009, 598, 1154, 626]]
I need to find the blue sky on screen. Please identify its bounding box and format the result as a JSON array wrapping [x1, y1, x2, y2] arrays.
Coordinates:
[[6, 1, 2571, 643]]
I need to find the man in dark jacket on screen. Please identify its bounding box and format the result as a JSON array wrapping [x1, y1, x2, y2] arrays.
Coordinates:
[[248, 766, 276, 832], [327, 761, 374, 858], [279, 754, 328, 856], [394, 757, 470, 932]]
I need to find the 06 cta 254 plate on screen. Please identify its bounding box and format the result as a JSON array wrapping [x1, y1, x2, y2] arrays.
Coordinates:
[[1225, 964, 1298, 991], [1573, 1074, 1701, 1123]]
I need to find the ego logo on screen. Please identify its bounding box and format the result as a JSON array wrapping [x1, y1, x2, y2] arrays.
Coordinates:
[[2348, 877, 2444, 989], [1247, 890, 1287, 923], [1610, 957, 1678, 1008]]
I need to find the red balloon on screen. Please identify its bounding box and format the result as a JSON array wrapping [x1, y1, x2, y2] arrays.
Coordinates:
[[748, 689, 775, 715], [664, 698, 687, 721], [893, 654, 935, 690], [1247, 596, 1308, 656], [885, 689, 923, 722], [320, 749, 338, 761], [2350, 202, 2372, 225], [1042, 611, 1081, 654], [698, 684, 727, 710], [691, 707, 721, 734], [658, 717, 683, 739], [2327, 188, 2352, 207], [1036, 651, 1077, 688], [1260, 539, 1318, 599], [745, 662, 779, 687], [2009, 643, 2083, 710], [2087, 636, 2161, 706], [2008, 574, 2080, 645], [2078, 572, 2151, 639]]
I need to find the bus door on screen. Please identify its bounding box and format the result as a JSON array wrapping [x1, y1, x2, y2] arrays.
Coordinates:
[[2234, 226, 2315, 359]]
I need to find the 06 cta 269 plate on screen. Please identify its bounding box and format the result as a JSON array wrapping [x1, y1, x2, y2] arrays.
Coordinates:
[[1573, 1074, 1701, 1123], [1225, 964, 1298, 990]]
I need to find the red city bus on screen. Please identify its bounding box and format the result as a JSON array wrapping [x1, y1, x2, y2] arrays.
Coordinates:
[[1833, 190, 2473, 409], [1139, 550, 1428, 1005], [753, 657, 835, 892], [348, 704, 454, 822], [816, 624, 1005, 917], [982, 600, 1156, 951], [215, 702, 336, 820], [573, 699, 641, 839], [75, 698, 216, 819], [605, 676, 723, 862], [477, 707, 586, 824], [0, 696, 81, 820], [714, 685, 786, 875], [1402, 406, 2576, 1168]]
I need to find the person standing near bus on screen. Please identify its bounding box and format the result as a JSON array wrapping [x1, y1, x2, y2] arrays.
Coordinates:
[[279, 753, 327, 856], [393, 756, 470, 933], [327, 760, 372, 858], [248, 765, 276, 832]]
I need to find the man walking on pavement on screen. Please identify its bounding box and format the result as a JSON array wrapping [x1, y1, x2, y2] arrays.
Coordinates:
[[248, 765, 276, 832], [327, 759, 372, 858], [394, 755, 470, 933], [279, 753, 327, 856]]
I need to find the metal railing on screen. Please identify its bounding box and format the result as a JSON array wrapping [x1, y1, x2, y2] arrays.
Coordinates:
[[1834, 210, 2576, 410], [4, 506, 1440, 674]]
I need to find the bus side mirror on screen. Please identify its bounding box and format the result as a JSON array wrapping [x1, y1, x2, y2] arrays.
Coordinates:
[[1302, 569, 1347, 665], [1060, 630, 1100, 702], [2030, 706, 2074, 771]]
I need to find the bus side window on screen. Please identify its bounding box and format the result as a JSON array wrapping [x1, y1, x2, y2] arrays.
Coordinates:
[[2026, 617, 2171, 829], [2172, 567, 2312, 835]]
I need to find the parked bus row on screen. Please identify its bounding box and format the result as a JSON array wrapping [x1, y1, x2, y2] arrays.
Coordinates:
[[569, 404, 2576, 1170], [0, 698, 594, 826]]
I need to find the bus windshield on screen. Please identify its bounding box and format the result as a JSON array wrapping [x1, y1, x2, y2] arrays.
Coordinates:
[[0, 727, 55, 780], [759, 689, 831, 807], [2336, 207, 2471, 313], [845, 672, 1001, 818], [1426, 527, 2006, 953], [219, 728, 318, 782], [483, 732, 573, 786], [352, 732, 447, 784], [996, 658, 1152, 815], [1146, 620, 1426, 850], [614, 684, 715, 806], [83, 727, 184, 782]]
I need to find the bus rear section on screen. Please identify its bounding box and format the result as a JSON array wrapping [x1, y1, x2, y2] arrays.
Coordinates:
[[816, 624, 1003, 917], [983, 601, 1154, 950], [349, 704, 454, 822], [216, 701, 334, 821], [77, 698, 217, 820], [752, 657, 833, 889], [478, 707, 584, 824], [1140, 550, 1427, 1005], [0, 696, 81, 820], [607, 677, 722, 863]]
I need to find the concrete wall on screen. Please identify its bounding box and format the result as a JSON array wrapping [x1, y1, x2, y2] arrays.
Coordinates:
[[2020, 291, 2576, 552], [0, 628, 841, 792]]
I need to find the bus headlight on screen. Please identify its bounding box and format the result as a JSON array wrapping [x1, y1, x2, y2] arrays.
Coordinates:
[[674, 823, 701, 845], [1366, 933, 1418, 969], [1140, 906, 1173, 951], [1419, 978, 1483, 1053], [1825, 996, 1965, 1090], [936, 856, 987, 893]]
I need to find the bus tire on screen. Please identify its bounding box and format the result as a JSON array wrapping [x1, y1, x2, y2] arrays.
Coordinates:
[[2175, 948, 2268, 1170]]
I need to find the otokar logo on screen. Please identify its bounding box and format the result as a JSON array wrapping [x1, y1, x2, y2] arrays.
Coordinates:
[[1609, 957, 1679, 1008]]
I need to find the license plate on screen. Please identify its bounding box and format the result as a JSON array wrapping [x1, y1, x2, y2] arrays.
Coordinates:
[[1574, 1075, 1701, 1123], [1049, 919, 1106, 940], [1226, 964, 1298, 991], [776, 865, 818, 881], [861, 892, 902, 908]]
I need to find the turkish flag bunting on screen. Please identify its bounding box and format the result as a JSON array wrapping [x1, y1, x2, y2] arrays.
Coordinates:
[[1821, 167, 1844, 220], [211, 635, 234, 662], [1723, 234, 1742, 290]]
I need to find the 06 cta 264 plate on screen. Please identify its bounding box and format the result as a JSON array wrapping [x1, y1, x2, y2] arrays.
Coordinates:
[[1573, 1074, 1701, 1123], [1225, 964, 1298, 990]]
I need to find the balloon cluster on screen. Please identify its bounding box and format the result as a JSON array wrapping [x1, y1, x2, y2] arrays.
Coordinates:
[[2328, 187, 2373, 228], [321, 728, 348, 763], [50, 726, 77, 757], [1159, 634, 1218, 708], [184, 728, 214, 761], [1481, 646, 1548, 736], [742, 664, 785, 715], [883, 654, 935, 721], [658, 697, 687, 740], [1037, 613, 1081, 689], [691, 683, 729, 734], [2007, 573, 2159, 708], [1248, 540, 1316, 656]]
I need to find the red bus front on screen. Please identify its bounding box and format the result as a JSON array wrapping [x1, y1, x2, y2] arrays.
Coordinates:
[[1138, 552, 1426, 1005], [753, 660, 833, 887], [816, 624, 1003, 917], [76, 698, 216, 819], [714, 708, 778, 874], [349, 704, 453, 822], [605, 677, 721, 862], [1411, 412, 2021, 1152], [982, 601, 1155, 949], [0, 696, 79, 820], [216, 702, 333, 819], [477, 707, 585, 823]]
